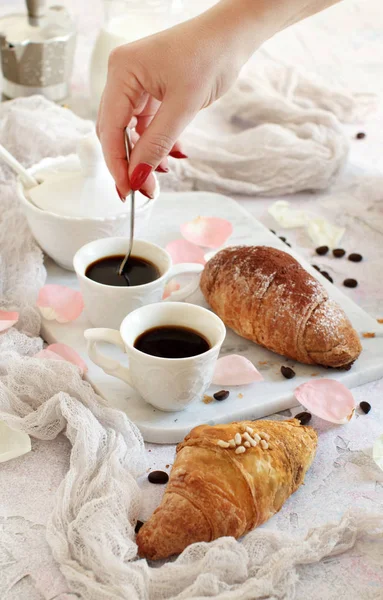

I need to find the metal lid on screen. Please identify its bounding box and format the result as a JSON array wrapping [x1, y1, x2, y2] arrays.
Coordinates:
[[0, 5, 75, 46]]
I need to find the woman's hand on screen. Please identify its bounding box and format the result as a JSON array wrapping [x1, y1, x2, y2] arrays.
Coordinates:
[[97, 0, 342, 199], [97, 1, 262, 199]]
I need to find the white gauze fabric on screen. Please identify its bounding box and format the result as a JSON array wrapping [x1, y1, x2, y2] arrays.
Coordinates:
[[1, 96, 383, 600], [163, 56, 377, 195]]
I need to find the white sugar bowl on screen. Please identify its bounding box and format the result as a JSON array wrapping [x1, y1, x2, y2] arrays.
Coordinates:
[[16, 133, 159, 271]]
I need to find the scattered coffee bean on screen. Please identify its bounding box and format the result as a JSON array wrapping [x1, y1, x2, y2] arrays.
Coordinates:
[[343, 278, 358, 288], [315, 245, 329, 256], [348, 253, 363, 262], [359, 401, 371, 414], [279, 236, 286, 242], [281, 366, 296, 379], [333, 248, 346, 258], [321, 271, 333, 283], [356, 132, 366, 139], [295, 411, 312, 425], [148, 470, 169, 484], [213, 390, 230, 401], [135, 520, 145, 534], [312, 265, 320, 271], [284, 242, 291, 247], [270, 229, 276, 234]]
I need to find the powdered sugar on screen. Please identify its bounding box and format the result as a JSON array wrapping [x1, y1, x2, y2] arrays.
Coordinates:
[[309, 298, 346, 339]]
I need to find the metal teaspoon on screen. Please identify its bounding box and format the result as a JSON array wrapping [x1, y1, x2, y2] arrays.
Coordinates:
[[118, 127, 135, 278]]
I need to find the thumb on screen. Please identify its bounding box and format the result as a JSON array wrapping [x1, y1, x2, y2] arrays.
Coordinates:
[[129, 95, 196, 191]]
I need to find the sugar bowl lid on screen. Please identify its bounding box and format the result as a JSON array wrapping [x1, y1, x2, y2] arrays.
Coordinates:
[[27, 132, 147, 218]]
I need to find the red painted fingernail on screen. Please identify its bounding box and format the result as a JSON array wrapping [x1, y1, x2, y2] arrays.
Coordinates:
[[130, 163, 152, 191], [116, 184, 125, 202], [155, 165, 169, 173], [139, 188, 154, 200], [169, 151, 188, 159]]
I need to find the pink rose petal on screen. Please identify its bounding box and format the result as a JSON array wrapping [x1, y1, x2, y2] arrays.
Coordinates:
[[37, 285, 84, 323], [166, 239, 206, 265], [35, 343, 87, 374], [0, 311, 19, 333], [180, 216, 233, 248], [162, 280, 181, 300], [213, 354, 264, 386], [294, 379, 355, 424], [35, 349, 66, 362]]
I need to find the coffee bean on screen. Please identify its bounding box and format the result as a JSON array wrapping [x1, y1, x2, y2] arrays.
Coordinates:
[[281, 366, 296, 379], [213, 390, 230, 401], [356, 132, 366, 139], [148, 470, 169, 484], [333, 248, 346, 258], [279, 236, 286, 242], [359, 401, 371, 414], [135, 520, 145, 534], [348, 253, 363, 262], [321, 271, 333, 283], [315, 246, 329, 256], [312, 265, 321, 271], [285, 242, 291, 247], [270, 229, 276, 234], [295, 411, 312, 425], [343, 278, 358, 288]]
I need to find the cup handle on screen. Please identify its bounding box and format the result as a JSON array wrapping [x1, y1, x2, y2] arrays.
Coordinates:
[[163, 263, 204, 302], [84, 328, 132, 385]]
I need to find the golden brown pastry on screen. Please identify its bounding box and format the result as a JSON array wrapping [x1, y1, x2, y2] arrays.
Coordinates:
[[200, 246, 361, 368], [137, 419, 317, 560]]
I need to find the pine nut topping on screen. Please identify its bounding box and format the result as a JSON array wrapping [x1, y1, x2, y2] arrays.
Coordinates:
[[246, 426, 254, 434], [244, 441, 251, 447], [228, 439, 236, 448], [253, 433, 261, 442], [235, 445, 246, 454], [246, 434, 258, 447], [234, 433, 242, 445], [217, 440, 230, 448], [262, 432, 270, 441], [260, 440, 269, 449]]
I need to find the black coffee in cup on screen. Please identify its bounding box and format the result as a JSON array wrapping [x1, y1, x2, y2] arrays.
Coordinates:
[[134, 325, 210, 359], [85, 255, 160, 287]]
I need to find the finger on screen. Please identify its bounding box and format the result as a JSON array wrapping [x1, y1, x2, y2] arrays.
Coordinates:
[[128, 95, 197, 190], [156, 156, 169, 173], [169, 139, 188, 159], [128, 130, 158, 198], [138, 172, 158, 199], [98, 91, 134, 196], [135, 96, 161, 136], [98, 70, 146, 196]]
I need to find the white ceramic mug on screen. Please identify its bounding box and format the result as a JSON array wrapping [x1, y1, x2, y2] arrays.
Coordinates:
[[85, 302, 226, 412], [73, 238, 204, 328]]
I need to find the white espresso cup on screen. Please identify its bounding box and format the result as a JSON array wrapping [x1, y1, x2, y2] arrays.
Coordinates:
[[85, 302, 226, 412], [73, 237, 204, 328]]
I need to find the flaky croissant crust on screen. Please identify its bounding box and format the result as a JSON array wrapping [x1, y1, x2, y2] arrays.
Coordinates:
[[200, 246, 362, 368], [137, 419, 317, 560]]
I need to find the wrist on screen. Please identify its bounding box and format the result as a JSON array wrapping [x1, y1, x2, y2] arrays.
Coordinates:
[[194, 0, 278, 68], [209, 0, 340, 63]]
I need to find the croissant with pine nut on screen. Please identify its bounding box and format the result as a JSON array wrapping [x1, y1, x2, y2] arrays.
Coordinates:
[[200, 246, 362, 369], [136, 419, 317, 560]]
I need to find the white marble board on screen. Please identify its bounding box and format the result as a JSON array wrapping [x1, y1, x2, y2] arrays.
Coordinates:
[[42, 191, 383, 443]]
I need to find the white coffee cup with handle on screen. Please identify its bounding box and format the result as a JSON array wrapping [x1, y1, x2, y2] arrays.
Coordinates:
[[74, 237, 203, 329], [85, 302, 226, 412]]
